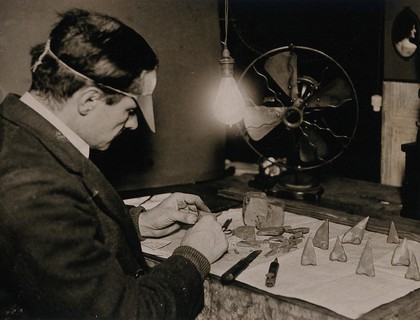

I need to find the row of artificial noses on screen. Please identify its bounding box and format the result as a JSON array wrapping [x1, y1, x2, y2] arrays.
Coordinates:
[[301, 217, 420, 281]]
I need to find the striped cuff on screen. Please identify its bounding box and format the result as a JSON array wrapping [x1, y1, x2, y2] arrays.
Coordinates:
[[172, 246, 211, 281]]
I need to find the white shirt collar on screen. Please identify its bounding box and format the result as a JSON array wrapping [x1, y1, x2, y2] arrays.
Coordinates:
[[20, 92, 90, 158]]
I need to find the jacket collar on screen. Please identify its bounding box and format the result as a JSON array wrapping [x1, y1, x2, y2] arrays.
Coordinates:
[[20, 92, 90, 158], [1, 94, 87, 175]]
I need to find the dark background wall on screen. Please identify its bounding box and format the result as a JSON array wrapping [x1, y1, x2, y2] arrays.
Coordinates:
[[0, 0, 227, 192], [221, 0, 385, 183], [3, 0, 414, 189]]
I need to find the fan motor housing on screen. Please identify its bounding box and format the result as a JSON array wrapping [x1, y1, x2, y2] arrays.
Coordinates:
[[283, 107, 303, 129]]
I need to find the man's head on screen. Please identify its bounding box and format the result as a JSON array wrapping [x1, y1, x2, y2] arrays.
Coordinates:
[[30, 9, 158, 140]]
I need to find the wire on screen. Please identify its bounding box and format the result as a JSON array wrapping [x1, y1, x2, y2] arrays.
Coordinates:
[[224, 0, 229, 50]]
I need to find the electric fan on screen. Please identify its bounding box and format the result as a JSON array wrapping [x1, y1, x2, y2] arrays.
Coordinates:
[[236, 45, 359, 201]]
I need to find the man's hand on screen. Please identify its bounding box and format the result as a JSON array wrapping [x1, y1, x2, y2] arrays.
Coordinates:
[[138, 192, 211, 238], [181, 215, 229, 264]]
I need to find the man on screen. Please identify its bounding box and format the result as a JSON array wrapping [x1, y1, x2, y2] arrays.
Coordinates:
[[0, 9, 228, 319]]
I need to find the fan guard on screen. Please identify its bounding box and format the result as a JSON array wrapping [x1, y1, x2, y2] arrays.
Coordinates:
[[236, 45, 359, 201]]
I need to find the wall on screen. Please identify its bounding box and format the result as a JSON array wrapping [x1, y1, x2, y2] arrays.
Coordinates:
[[0, 0, 227, 192]]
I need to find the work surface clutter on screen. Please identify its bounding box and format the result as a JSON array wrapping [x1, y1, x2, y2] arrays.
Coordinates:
[[125, 193, 420, 319]]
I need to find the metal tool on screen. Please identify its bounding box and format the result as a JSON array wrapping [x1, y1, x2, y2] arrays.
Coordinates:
[[220, 250, 262, 285], [221, 218, 233, 235]]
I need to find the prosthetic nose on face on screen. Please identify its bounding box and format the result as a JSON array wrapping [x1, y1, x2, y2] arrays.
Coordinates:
[[125, 113, 139, 130]]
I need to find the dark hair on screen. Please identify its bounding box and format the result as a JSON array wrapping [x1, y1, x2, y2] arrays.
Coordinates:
[[30, 9, 158, 102]]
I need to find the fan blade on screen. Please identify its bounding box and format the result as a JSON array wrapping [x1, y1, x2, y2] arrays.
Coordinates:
[[299, 126, 329, 162], [243, 105, 286, 141], [305, 78, 352, 109], [264, 52, 299, 101]]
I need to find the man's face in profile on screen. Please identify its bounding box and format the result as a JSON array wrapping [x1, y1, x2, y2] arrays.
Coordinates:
[[83, 70, 157, 150]]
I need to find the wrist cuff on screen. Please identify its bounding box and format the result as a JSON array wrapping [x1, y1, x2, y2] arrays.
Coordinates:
[[172, 246, 210, 281]]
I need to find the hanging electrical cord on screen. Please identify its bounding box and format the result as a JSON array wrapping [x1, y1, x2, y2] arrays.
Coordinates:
[[222, 0, 229, 50]]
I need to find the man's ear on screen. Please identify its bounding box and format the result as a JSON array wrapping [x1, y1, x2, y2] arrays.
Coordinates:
[[77, 87, 102, 116]]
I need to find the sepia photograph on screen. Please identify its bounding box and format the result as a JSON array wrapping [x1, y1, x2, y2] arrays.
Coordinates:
[[1, 0, 420, 319]]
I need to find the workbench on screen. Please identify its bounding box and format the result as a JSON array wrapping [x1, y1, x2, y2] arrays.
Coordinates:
[[121, 171, 420, 320]]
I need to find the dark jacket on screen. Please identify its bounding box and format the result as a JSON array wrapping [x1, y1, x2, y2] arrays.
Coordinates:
[[0, 94, 208, 319]]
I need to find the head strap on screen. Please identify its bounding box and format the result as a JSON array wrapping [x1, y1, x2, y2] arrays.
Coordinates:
[[31, 39, 141, 99], [30, 39, 156, 132]]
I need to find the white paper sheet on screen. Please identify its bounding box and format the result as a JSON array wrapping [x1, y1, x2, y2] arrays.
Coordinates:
[[125, 196, 420, 319]]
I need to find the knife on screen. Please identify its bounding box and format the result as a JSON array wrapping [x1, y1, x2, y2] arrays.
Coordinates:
[[221, 250, 262, 285]]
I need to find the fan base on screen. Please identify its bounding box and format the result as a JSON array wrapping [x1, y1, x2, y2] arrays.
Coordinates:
[[268, 183, 324, 202], [249, 172, 324, 202]]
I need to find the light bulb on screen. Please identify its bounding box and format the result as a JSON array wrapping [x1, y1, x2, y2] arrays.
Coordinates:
[[214, 76, 245, 125], [213, 48, 245, 126]]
